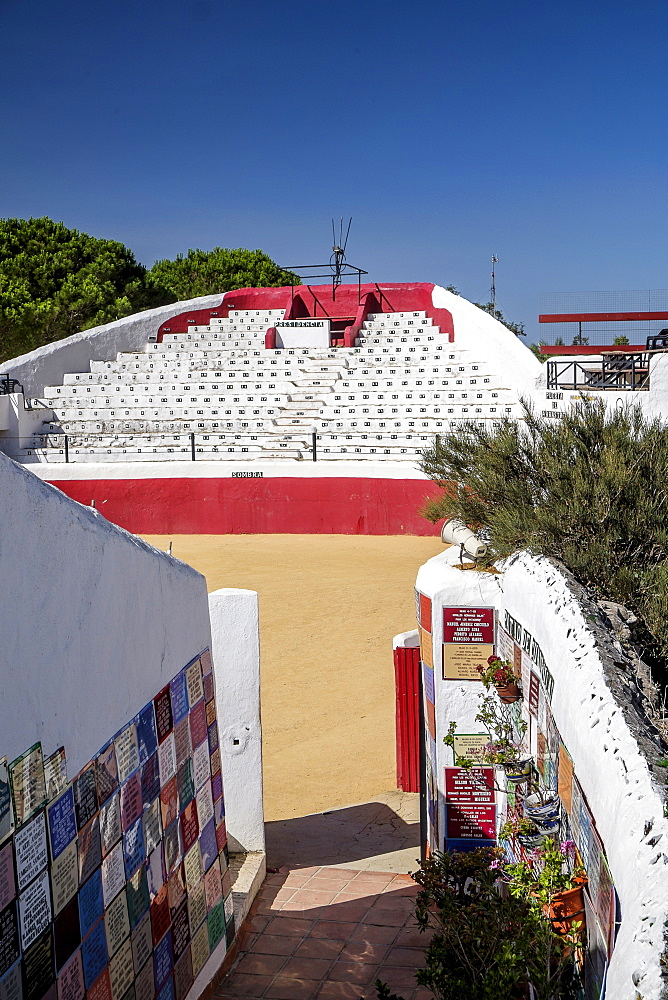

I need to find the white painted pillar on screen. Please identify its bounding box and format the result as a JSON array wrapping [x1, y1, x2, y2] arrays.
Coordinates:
[[208, 588, 265, 853]]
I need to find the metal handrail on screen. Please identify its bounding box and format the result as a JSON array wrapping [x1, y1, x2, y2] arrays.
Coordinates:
[[0, 374, 24, 395], [547, 353, 652, 391]]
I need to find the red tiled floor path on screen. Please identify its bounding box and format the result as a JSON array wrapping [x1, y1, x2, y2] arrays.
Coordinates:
[[214, 867, 433, 1000]]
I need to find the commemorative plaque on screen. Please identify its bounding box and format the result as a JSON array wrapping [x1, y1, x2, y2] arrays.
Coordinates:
[[153, 691, 173, 746], [81, 919, 108, 990], [130, 914, 152, 977], [190, 924, 208, 978], [195, 785, 213, 833], [176, 763, 194, 814], [77, 818, 102, 885], [73, 767, 98, 832], [53, 896, 80, 972], [0, 760, 12, 845], [101, 844, 125, 908], [22, 928, 54, 1000], [207, 900, 225, 951], [0, 845, 15, 912], [78, 870, 104, 939], [18, 870, 51, 951], [43, 749, 67, 804], [122, 820, 145, 880], [104, 892, 130, 959], [9, 747, 46, 828], [51, 842, 78, 918], [172, 724, 190, 773], [442, 607, 495, 681], [173, 950, 192, 1000], [168, 676, 188, 728], [99, 796, 122, 860], [125, 867, 149, 932], [109, 939, 133, 1000], [152, 932, 173, 989], [120, 777, 142, 835], [56, 950, 85, 1000], [48, 789, 77, 862], [185, 664, 203, 710], [0, 959, 22, 1000], [135, 708, 157, 768], [0, 903, 20, 978], [142, 802, 161, 859], [95, 746, 119, 807], [170, 907, 189, 964], [198, 823, 217, 874], [157, 739, 176, 791], [186, 882, 205, 938], [188, 705, 206, 752], [114, 728, 139, 787], [191, 746, 209, 795], [14, 814, 48, 893]]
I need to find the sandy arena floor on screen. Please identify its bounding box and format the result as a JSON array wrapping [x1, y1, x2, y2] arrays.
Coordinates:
[[141, 534, 440, 822]]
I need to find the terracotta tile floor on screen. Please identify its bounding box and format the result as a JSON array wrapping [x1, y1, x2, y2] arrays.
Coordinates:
[[214, 867, 433, 1000]]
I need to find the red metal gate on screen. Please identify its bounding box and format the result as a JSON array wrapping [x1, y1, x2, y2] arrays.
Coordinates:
[[394, 645, 421, 792]]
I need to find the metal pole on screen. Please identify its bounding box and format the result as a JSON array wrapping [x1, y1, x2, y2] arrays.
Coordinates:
[[64, 434, 69, 464], [190, 432, 195, 461], [312, 430, 317, 462]]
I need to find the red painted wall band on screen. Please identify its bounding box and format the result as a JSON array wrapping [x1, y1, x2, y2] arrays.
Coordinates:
[[47, 477, 442, 536]]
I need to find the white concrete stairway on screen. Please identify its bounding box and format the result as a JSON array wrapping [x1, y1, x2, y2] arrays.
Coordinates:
[[266, 357, 349, 457]]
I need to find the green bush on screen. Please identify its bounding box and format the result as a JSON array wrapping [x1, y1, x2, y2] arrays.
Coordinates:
[[420, 399, 668, 663], [373, 848, 578, 1000]]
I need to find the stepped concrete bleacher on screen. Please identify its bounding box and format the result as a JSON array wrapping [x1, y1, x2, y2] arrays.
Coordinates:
[[0, 282, 549, 533], [14, 298, 529, 464]]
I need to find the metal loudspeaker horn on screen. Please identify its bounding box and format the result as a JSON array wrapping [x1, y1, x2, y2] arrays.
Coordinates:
[[441, 518, 488, 566]]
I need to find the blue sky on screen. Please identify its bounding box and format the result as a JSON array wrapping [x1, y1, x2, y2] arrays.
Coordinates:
[[1, 0, 667, 341]]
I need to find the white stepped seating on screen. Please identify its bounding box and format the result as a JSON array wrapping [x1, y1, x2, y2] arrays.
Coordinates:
[[20, 306, 525, 464]]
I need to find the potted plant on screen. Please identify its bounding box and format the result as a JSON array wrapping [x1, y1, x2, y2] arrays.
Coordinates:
[[444, 696, 533, 784], [523, 790, 561, 834], [477, 655, 521, 704], [499, 815, 545, 849], [492, 838, 587, 937]]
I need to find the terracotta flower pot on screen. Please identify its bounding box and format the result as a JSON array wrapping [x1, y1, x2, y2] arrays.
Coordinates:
[[494, 682, 521, 704], [543, 884, 587, 936]]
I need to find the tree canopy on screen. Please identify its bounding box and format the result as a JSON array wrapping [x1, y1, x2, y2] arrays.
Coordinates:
[[0, 220, 299, 364], [420, 400, 668, 662], [147, 247, 299, 300], [0, 217, 171, 362]]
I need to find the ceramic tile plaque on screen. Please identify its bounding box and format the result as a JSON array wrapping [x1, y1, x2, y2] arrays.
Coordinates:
[[0, 650, 232, 1000]]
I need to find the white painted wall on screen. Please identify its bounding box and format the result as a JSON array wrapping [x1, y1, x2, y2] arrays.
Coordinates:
[[1, 294, 223, 399], [0, 451, 213, 776], [208, 589, 265, 854], [415, 546, 668, 1000], [275, 320, 330, 349], [431, 285, 543, 392]]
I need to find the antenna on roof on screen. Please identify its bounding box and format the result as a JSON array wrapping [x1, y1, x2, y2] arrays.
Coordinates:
[[490, 255, 499, 314], [331, 217, 352, 293]]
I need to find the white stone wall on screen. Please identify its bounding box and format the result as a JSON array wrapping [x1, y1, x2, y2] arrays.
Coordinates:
[[208, 589, 264, 854], [415, 546, 668, 1000], [0, 451, 212, 774], [1, 294, 223, 398]]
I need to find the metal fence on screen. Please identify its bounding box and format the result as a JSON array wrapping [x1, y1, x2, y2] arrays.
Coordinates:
[[547, 353, 651, 391]]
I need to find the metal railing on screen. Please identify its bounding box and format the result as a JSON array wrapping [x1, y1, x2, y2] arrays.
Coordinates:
[[547, 353, 651, 391], [9, 429, 433, 464], [0, 374, 24, 395]]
